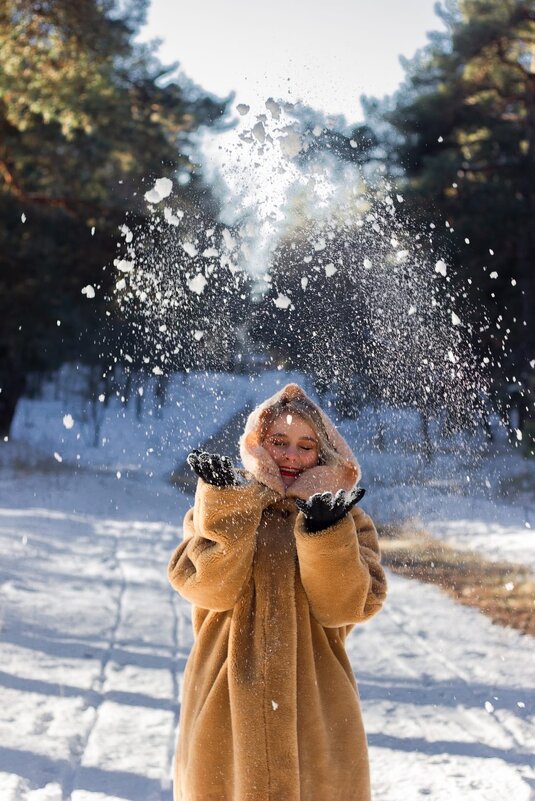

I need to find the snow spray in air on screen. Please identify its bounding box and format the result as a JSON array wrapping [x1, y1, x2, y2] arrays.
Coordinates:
[[103, 95, 514, 497]]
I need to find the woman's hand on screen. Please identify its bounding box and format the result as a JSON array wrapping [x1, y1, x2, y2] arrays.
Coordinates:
[[295, 487, 366, 533], [187, 449, 241, 487]]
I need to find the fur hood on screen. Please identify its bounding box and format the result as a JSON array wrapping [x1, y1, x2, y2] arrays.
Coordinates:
[[238, 382, 361, 501]]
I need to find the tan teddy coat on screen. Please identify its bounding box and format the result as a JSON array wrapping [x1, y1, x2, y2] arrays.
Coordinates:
[[168, 383, 388, 801]]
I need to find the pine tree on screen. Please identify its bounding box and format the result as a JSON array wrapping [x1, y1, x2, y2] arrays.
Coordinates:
[[0, 0, 228, 434], [362, 0, 535, 446]]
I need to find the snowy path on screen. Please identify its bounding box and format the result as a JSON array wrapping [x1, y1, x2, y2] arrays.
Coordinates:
[[0, 467, 534, 801]]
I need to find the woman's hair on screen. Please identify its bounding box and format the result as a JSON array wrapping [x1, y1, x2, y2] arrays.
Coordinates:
[[259, 396, 340, 466]]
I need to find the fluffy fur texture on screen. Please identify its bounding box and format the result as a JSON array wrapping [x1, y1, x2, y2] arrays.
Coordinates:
[[168, 383, 387, 801], [239, 382, 361, 498]]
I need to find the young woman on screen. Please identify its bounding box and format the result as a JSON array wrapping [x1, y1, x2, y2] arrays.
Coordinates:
[[168, 382, 387, 801]]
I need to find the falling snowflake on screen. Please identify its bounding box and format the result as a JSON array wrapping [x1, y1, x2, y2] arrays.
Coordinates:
[[202, 247, 219, 258], [119, 224, 133, 243], [252, 121, 266, 143], [144, 177, 173, 204], [187, 273, 207, 295], [164, 207, 182, 226], [265, 98, 281, 120], [273, 293, 291, 309], [114, 259, 134, 273], [279, 127, 302, 158], [182, 242, 198, 258]]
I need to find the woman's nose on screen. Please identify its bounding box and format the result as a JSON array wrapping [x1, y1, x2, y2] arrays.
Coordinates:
[[284, 446, 299, 460]]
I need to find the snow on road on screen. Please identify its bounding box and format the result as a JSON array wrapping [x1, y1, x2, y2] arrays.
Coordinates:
[[0, 464, 534, 800]]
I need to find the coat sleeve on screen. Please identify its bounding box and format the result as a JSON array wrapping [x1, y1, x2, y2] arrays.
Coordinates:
[[294, 505, 387, 628], [167, 478, 273, 611]]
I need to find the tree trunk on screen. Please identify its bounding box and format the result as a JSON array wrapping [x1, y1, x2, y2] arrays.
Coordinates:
[[0, 369, 26, 437]]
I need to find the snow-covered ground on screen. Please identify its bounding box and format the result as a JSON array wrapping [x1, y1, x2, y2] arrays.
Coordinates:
[[1, 367, 534, 799], [0, 461, 534, 800]]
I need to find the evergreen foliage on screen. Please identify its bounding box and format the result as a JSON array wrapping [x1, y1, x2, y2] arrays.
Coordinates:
[[0, 0, 228, 434]]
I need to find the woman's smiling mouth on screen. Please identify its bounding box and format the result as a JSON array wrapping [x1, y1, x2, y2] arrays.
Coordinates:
[[279, 467, 302, 478]]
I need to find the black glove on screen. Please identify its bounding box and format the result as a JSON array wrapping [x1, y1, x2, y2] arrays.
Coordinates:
[[186, 448, 241, 487], [295, 487, 366, 533]]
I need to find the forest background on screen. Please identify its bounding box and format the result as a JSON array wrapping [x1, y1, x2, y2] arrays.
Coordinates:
[[1, 0, 534, 452]]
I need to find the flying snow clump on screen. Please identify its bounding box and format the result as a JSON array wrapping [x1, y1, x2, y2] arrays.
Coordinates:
[[144, 177, 173, 204], [114, 259, 134, 273], [274, 293, 291, 309], [187, 273, 207, 295], [81, 285, 95, 298], [435, 260, 447, 276], [63, 414, 74, 429], [265, 98, 281, 120], [252, 121, 266, 144], [279, 127, 302, 158], [325, 263, 337, 277], [182, 242, 198, 258], [119, 224, 133, 243], [164, 207, 182, 226]]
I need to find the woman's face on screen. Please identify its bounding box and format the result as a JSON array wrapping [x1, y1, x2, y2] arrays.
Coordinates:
[[262, 412, 319, 487]]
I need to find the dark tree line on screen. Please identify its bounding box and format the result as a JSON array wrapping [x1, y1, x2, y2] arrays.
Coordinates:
[[0, 0, 228, 434], [360, 0, 535, 446], [1, 0, 534, 452]]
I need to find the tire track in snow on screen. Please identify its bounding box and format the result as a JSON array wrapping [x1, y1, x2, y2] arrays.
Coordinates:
[[160, 586, 183, 800], [62, 527, 127, 800], [380, 591, 535, 792], [161, 559, 196, 800]]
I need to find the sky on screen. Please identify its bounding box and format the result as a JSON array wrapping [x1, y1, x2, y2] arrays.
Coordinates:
[[139, 0, 446, 123], [137, 1, 449, 277]]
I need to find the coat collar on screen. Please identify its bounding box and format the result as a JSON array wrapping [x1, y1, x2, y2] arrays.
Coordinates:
[[238, 383, 361, 501]]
